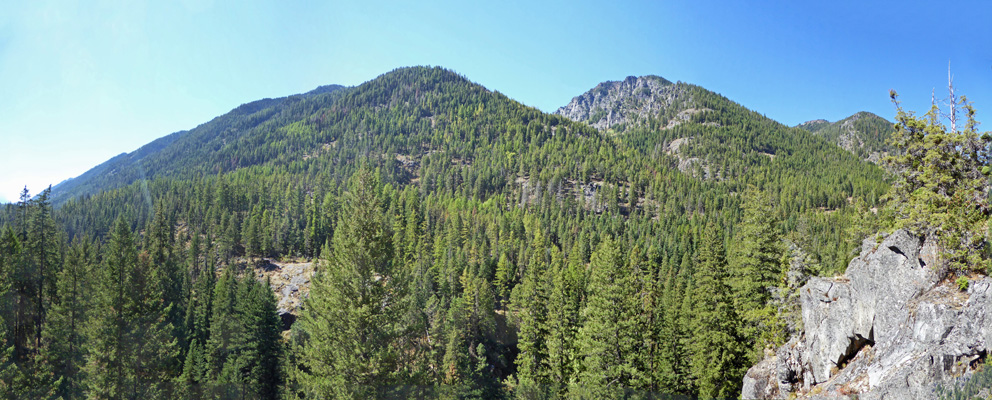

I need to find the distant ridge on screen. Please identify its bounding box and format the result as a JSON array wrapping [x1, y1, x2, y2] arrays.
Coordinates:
[[796, 111, 894, 163]]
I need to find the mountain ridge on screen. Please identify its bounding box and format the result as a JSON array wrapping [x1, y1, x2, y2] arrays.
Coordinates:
[[796, 111, 894, 162]]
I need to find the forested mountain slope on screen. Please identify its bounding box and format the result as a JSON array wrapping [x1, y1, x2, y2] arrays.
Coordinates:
[[0, 66, 890, 398], [48, 85, 348, 206], [797, 111, 895, 162]]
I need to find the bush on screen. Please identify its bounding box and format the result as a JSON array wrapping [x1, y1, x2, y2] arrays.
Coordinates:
[[957, 276, 970, 291]]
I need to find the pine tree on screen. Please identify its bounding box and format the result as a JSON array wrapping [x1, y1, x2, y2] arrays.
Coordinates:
[[884, 89, 990, 270], [206, 267, 238, 388], [657, 255, 692, 394], [689, 223, 744, 398], [514, 229, 552, 397], [730, 186, 783, 356], [146, 206, 188, 370], [572, 238, 640, 399], [545, 245, 580, 397], [231, 277, 283, 399], [84, 217, 178, 399], [296, 169, 406, 398], [27, 187, 60, 353], [39, 236, 94, 399], [0, 226, 22, 397]]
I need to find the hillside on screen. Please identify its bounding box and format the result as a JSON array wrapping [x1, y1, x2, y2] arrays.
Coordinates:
[[0, 66, 891, 398], [48, 85, 348, 205], [797, 111, 895, 162]]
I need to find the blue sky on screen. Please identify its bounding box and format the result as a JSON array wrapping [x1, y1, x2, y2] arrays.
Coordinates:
[[1, 0, 990, 203]]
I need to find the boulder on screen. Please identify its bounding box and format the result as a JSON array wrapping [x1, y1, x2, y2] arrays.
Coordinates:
[[743, 230, 991, 399]]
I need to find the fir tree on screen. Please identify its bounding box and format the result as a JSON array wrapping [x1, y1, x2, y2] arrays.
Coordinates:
[[39, 236, 94, 399], [83, 217, 178, 399], [572, 238, 641, 398], [514, 228, 552, 397], [296, 169, 406, 398], [689, 223, 743, 398], [730, 186, 783, 357]]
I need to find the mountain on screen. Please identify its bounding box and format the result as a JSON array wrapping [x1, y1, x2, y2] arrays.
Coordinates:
[[796, 111, 895, 163], [1, 66, 896, 398], [49, 85, 348, 205], [554, 75, 681, 131]]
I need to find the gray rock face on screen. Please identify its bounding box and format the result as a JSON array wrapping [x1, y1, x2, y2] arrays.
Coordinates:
[[553, 75, 687, 131], [743, 230, 991, 400]]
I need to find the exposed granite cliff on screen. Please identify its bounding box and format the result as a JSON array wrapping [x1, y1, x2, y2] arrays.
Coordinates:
[[743, 230, 992, 399], [554, 75, 692, 131]]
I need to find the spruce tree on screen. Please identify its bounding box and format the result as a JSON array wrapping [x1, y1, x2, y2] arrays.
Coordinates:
[[572, 238, 640, 399], [689, 223, 743, 398], [84, 217, 178, 399], [296, 169, 405, 398]]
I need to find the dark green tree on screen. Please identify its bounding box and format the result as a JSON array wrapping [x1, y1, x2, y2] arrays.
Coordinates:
[[689, 223, 744, 398], [83, 218, 178, 399], [730, 187, 784, 357], [571, 238, 641, 398], [39, 236, 94, 399]]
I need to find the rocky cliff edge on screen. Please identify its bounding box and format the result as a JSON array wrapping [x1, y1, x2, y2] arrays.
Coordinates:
[[743, 230, 992, 399]]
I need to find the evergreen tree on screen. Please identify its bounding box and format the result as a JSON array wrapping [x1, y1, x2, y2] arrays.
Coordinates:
[[545, 245, 581, 397], [83, 217, 178, 399], [0, 226, 22, 397], [39, 237, 94, 399], [689, 223, 743, 398], [514, 229, 552, 397], [27, 187, 60, 353], [572, 238, 641, 398], [730, 187, 784, 357], [884, 90, 991, 270], [296, 169, 406, 398]]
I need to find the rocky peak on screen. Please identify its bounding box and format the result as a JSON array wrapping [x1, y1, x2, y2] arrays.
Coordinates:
[[797, 119, 831, 132], [554, 75, 689, 131], [743, 230, 991, 399]]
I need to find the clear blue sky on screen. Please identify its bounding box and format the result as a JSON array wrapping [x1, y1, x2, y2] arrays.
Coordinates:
[[1, 0, 990, 203]]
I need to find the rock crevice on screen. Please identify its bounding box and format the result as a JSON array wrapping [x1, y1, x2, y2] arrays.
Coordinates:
[[743, 230, 992, 399]]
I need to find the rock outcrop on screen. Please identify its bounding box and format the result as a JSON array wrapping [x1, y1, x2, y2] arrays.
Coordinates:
[[743, 230, 992, 399], [554, 75, 689, 131], [253, 260, 315, 330]]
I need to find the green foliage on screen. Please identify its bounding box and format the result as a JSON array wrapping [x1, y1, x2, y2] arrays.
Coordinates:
[[0, 66, 900, 398], [571, 238, 642, 398], [83, 217, 178, 399], [883, 91, 991, 271], [730, 187, 785, 358], [937, 360, 992, 400], [801, 112, 896, 160], [956, 276, 969, 291], [296, 169, 409, 398], [689, 223, 745, 398]]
